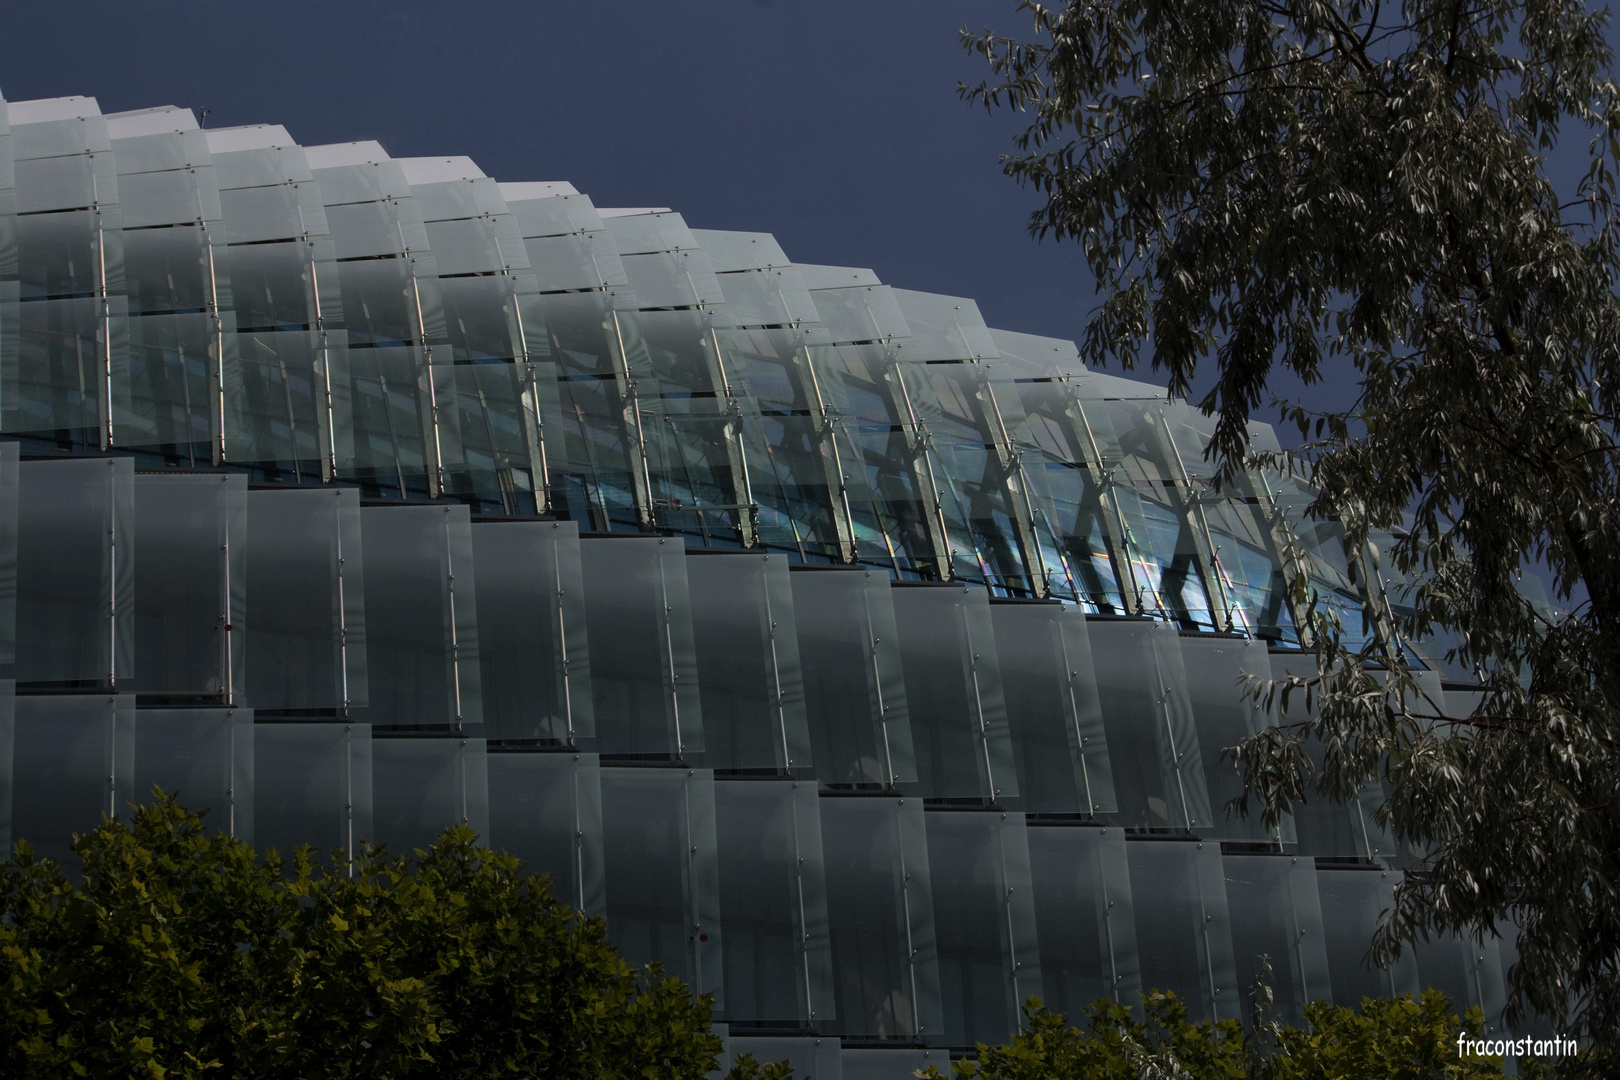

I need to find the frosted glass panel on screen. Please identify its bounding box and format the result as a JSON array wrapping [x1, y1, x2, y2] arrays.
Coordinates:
[[371, 735, 489, 852], [726, 1038, 841, 1079], [994, 602, 1115, 814], [131, 473, 247, 699], [714, 779, 832, 1026], [580, 538, 701, 756], [0, 685, 12, 852], [486, 750, 605, 916], [473, 520, 592, 743], [1028, 824, 1141, 1018], [244, 488, 366, 711], [599, 766, 722, 1001], [792, 568, 914, 787], [891, 585, 1016, 801], [253, 722, 372, 860], [819, 795, 941, 1040], [1222, 854, 1331, 1027], [0, 445, 17, 673], [1126, 839, 1239, 1024], [133, 707, 252, 843], [16, 458, 134, 685], [926, 809, 1041, 1047], [1181, 636, 1282, 841], [359, 504, 481, 729], [12, 693, 135, 865], [688, 553, 809, 772], [1315, 867, 1419, 1005], [1088, 618, 1211, 829]]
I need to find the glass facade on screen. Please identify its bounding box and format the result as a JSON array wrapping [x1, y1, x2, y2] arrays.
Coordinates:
[[0, 92, 1523, 1073]]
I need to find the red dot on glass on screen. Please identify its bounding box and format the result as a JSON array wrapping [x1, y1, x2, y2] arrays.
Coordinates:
[[699, 933, 709, 942]]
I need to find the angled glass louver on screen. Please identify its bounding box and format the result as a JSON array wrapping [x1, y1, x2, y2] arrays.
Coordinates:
[[0, 91, 1536, 1072]]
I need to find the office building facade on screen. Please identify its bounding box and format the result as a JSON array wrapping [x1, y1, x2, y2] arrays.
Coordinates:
[[0, 93, 1519, 1075]]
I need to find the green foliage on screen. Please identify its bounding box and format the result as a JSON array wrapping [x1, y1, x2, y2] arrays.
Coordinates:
[[922, 990, 1507, 1080], [725, 1052, 797, 1080], [922, 993, 1251, 1080], [0, 794, 720, 1079], [1270, 993, 1505, 1080], [962, 0, 1620, 1049]]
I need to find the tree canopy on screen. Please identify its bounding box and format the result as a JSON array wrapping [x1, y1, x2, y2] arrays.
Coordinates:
[[0, 796, 721, 1079], [963, 0, 1620, 1051], [921, 990, 1514, 1080]]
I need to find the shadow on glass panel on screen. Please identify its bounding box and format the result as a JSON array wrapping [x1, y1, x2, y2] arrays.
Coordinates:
[[132, 707, 252, 844], [714, 779, 832, 1028], [792, 568, 914, 788], [994, 601, 1116, 815], [12, 693, 134, 867], [925, 808, 1041, 1048], [1027, 824, 1141, 1022], [1221, 853, 1331, 1028], [599, 766, 722, 1004], [1315, 867, 1419, 1007], [581, 537, 700, 757], [486, 749, 604, 917], [689, 553, 809, 773], [818, 795, 941, 1041], [370, 733, 488, 854], [1125, 838, 1239, 1025], [890, 584, 1015, 803], [473, 519, 592, 744], [252, 721, 371, 861]]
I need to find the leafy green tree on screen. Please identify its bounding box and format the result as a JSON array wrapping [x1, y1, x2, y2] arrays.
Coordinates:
[[962, 0, 1620, 1050], [923, 990, 1506, 1079], [0, 795, 721, 1078]]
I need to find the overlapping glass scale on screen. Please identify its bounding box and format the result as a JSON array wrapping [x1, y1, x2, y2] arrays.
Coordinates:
[[0, 93, 1525, 1072]]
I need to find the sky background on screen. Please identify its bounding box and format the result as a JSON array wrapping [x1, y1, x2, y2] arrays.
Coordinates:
[[2, 3, 1092, 344], [3, 0, 1607, 443]]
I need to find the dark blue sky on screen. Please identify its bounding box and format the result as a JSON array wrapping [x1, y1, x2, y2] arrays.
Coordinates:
[[3, 2, 1098, 352]]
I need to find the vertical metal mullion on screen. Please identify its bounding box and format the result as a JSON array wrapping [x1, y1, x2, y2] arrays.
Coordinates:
[[896, 799, 922, 1039], [220, 478, 234, 705], [789, 785, 814, 1026], [862, 582, 895, 788], [761, 558, 791, 770], [682, 770, 702, 995], [1056, 619, 1097, 814], [94, 167, 114, 450], [511, 279, 551, 514], [107, 462, 118, 685], [444, 508, 464, 730], [1150, 635, 1194, 831], [570, 755, 586, 912], [553, 533, 575, 744], [609, 309, 655, 529], [965, 601, 997, 801], [204, 213, 227, 465], [344, 723, 355, 875], [334, 492, 351, 712], [1099, 836, 1121, 1003], [999, 816, 1022, 1013], [658, 550, 684, 757]]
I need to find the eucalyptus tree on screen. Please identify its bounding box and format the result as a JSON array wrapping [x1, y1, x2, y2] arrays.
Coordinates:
[[962, 0, 1620, 1049]]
